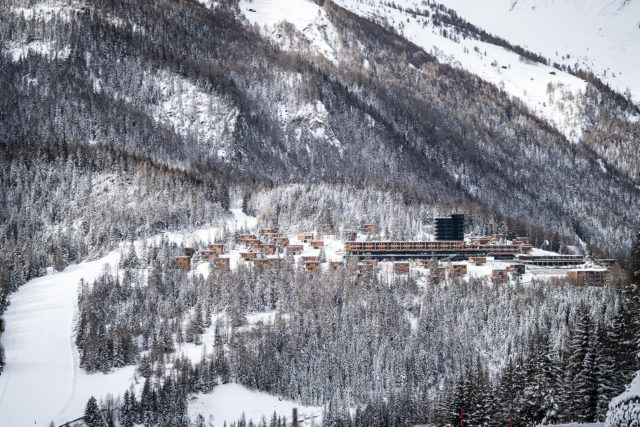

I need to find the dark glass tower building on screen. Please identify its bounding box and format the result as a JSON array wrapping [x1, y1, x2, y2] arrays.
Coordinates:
[[434, 214, 465, 241]]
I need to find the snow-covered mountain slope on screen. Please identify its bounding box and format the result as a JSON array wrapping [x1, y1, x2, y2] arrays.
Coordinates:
[[239, 0, 342, 63], [333, 0, 590, 142], [430, 0, 640, 105]]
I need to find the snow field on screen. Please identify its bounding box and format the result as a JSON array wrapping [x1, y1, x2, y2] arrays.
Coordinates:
[[334, 0, 589, 142]]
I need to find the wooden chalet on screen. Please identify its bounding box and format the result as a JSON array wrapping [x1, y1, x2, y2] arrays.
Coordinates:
[[330, 261, 344, 270], [297, 232, 314, 243], [175, 256, 191, 272], [214, 257, 230, 270], [594, 259, 616, 267], [393, 262, 410, 274], [492, 269, 509, 284], [569, 269, 608, 286], [261, 243, 276, 255], [301, 255, 318, 262], [310, 240, 324, 248], [201, 250, 216, 261], [273, 236, 290, 246], [240, 233, 258, 242], [361, 224, 374, 233], [519, 245, 533, 254], [512, 237, 530, 245], [209, 244, 224, 254], [450, 264, 467, 276], [245, 239, 261, 249], [287, 245, 303, 254], [507, 264, 526, 275], [415, 259, 434, 268], [240, 252, 257, 260], [184, 247, 195, 257], [470, 237, 491, 245], [305, 261, 321, 272], [260, 228, 277, 235]]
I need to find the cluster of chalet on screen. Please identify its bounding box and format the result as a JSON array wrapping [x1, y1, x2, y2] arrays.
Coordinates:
[[175, 243, 230, 272], [171, 214, 617, 286]]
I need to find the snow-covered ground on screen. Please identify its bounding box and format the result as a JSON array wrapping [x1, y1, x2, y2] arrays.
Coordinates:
[[431, 0, 640, 105], [239, 0, 341, 63], [0, 250, 135, 426], [188, 383, 322, 426], [334, 0, 589, 142]]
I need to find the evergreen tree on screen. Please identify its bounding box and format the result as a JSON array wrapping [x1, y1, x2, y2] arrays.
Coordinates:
[[84, 396, 104, 427]]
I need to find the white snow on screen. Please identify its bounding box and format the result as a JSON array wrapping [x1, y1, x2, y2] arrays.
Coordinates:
[[239, 0, 341, 64], [428, 0, 640, 106], [188, 383, 322, 426], [0, 250, 135, 426], [4, 40, 71, 62], [334, 0, 588, 142]]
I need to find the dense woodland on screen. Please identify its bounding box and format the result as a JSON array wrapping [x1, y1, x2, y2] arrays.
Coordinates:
[[73, 233, 640, 426]]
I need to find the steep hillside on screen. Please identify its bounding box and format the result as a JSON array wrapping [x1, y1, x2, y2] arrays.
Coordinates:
[[1, 0, 639, 286]]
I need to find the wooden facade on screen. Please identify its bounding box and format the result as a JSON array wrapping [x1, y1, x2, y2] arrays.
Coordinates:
[[273, 236, 290, 246], [450, 264, 468, 275], [345, 241, 522, 258], [361, 224, 374, 233], [184, 247, 195, 257], [209, 244, 224, 254], [260, 228, 277, 235], [297, 233, 314, 242], [201, 250, 216, 261], [470, 237, 491, 245], [310, 240, 324, 248], [240, 234, 258, 241], [240, 252, 257, 259], [214, 257, 230, 270], [569, 269, 608, 286], [507, 264, 526, 275], [301, 255, 318, 262], [305, 261, 321, 272], [287, 245, 303, 254], [492, 269, 509, 284], [512, 237, 530, 245], [330, 261, 344, 270], [468, 257, 486, 265], [261, 244, 276, 254], [594, 259, 616, 267], [393, 262, 410, 274], [175, 256, 191, 272], [415, 259, 434, 268]]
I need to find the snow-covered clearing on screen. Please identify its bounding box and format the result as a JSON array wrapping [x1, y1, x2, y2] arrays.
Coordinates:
[[4, 40, 71, 62], [188, 383, 322, 426], [334, 0, 588, 142], [0, 250, 134, 426], [431, 0, 640, 105], [239, 0, 341, 64]]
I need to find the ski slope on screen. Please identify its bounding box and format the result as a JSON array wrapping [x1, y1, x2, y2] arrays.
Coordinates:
[[0, 250, 133, 426]]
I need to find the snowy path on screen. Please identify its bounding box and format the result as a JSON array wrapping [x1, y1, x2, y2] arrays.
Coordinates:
[[0, 250, 122, 426], [0, 207, 259, 425]]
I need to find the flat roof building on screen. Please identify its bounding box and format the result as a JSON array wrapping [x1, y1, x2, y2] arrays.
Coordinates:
[[434, 214, 464, 241]]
